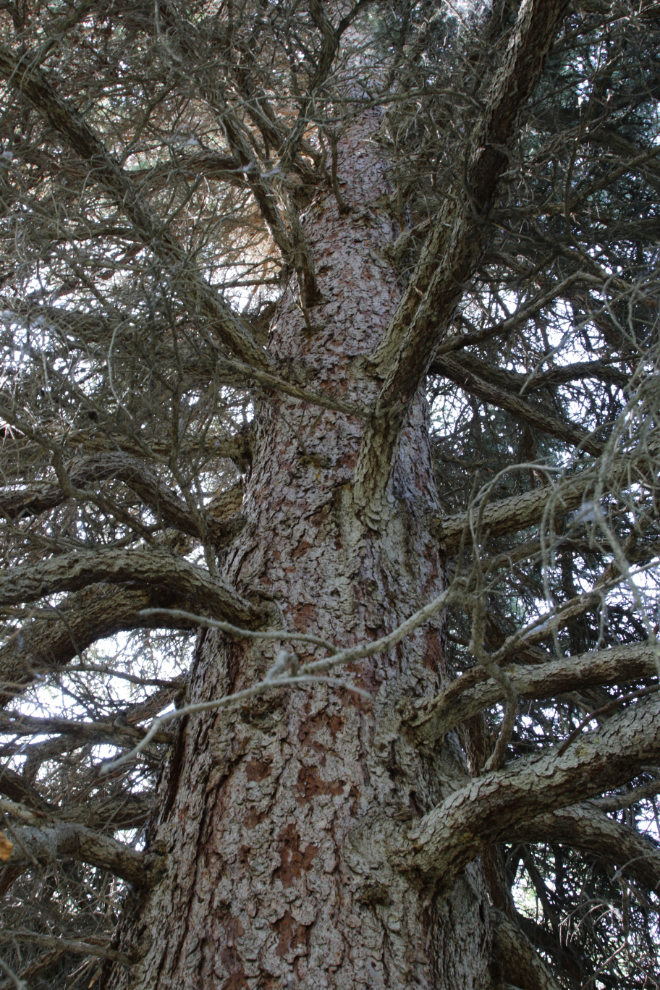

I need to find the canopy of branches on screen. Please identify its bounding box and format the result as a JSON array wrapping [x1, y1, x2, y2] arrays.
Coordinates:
[[0, 0, 659, 987]]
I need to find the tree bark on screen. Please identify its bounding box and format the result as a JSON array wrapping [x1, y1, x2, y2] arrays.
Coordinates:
[[102, 114, 496, 990]]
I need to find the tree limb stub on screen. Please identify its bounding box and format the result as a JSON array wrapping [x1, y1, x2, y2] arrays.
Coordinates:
[[404, 691, 660, 890]]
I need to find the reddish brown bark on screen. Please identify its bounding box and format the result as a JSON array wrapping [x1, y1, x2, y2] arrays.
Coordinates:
[[102, 115, 494, 990]]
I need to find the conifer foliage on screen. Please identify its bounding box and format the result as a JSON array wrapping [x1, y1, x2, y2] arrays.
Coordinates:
[[0, 1, 659, 987]]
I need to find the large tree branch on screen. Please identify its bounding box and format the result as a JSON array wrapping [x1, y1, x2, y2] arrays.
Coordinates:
[[436, 470, 594, 553], [49, 147, 306, 196], [431, 354, 605, 455], [0, 584, 193, 706], [0, 931, 133, 968], [412, 641, 660, 746], [0, 548, 264, 625], [353, 0, 570, 523], [0, 761, 53, 812], [431, 272, 589, 356], [2, 819, 162, 887], [491, 909, 563, 990], [432, 349, 629, 394], [1, 453, 189, 524], [513, 804, 660, 894], [0, 423, 255, 478], [402, 692, 660, 891], [436, 431, 660, 551], [0, 46, 268, 370]]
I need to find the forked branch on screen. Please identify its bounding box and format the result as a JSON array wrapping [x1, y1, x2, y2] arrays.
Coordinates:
[[403, 691, 660, 891], [0, 46, 269, 370], [353, 0, 570, 524]]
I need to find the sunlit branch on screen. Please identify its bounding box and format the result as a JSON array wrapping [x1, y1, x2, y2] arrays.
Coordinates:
[[0, 45, 269, 370]]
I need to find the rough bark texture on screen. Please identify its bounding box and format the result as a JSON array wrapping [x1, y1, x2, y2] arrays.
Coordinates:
[[490, 909, 562, 990], [0, 547, 262, 625], [413, 641, 660, 745], [406, 692, 660, 890], [102, 114, 495, 990]]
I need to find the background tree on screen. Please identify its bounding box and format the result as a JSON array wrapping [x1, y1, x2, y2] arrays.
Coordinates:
[[0, 0, 659, 988]]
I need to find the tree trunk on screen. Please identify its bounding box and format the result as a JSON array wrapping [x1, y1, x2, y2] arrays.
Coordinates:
[[103, 113, 495, 990]]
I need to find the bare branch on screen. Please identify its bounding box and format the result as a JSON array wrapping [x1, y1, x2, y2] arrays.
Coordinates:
[[0, 548, 265, 627], [2, 818, 162, 887], [0, 584, 194, 706], [0, 930, 134, 966], [412, 641, 660, 746], [403, 691, 660, 891], [353, 0, 571, 523], [0, 711, 171, 752], [431, 354, 605, 455], [513, 804, 660, 893], [0, 455, 243, 544], [0, 45, 269, 370]]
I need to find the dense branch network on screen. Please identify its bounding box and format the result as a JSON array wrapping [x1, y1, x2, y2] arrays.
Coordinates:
[[0, 0, 659, 986]]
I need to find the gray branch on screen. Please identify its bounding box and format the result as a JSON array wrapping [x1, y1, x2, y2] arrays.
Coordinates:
[[0, 46, 269, 371], [353, 0, 571, 524], [4, 820, 162, 887], [403, 691, 660, 891], [491, 909, 563, 990], [513, 804, 660, 893], [0, 547, 265, 627], [412, 641, 660, 746], [0, 584, 195, 707]]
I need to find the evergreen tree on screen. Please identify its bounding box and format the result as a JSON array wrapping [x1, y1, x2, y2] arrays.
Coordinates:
[[0, 1, 659, 987]]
